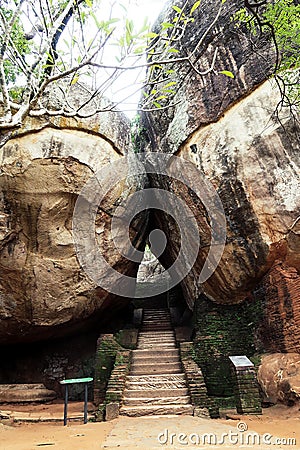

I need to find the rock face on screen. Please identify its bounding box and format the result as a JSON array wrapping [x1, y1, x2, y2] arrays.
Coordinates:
[[144, 0, 275, 154], [258, 353, 300, 405], [256, 263, 300, 354], [0, 101, 147, 344], [142, 0, 300, 310]]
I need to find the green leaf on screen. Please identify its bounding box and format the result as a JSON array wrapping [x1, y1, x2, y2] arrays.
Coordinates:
[[153, 101, 162, 108], [71, 74, 79, 85], [107, 18, 120, 26], [134, 46, 146, 54], [162, 22, 174, 29], [172, 5, 183, 14], [219, 70, 235, 78], [168, 48, 179, 53], [144, 32, 159, 39], [190, 1, 201, 14], [85, 0, 92, 7], [155, 95, 167, 101], [163, 89, 176, 94], [91, 11, 101, 28], [63, 39, 70, 49], [163, 81, 177, 88], [126, 19, 134, 33]]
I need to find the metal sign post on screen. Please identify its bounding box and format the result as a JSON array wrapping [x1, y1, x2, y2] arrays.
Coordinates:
[[60, 377, 93, 426]]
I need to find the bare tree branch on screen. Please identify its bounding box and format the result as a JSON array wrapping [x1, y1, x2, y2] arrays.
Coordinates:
[[0, 0, 24, 122]]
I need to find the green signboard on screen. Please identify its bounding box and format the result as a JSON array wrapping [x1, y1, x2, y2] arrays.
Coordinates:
[[60, 377, 93, 385]]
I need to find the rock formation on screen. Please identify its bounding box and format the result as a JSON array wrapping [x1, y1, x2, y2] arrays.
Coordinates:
[[0, 0, 299, 405], [258, 353, 300, 405], [0, 89, 148, 345], [142, 0, 300, 309]]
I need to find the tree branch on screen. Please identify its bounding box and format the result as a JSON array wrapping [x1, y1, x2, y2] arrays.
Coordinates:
[[0, 0, 24, 122]]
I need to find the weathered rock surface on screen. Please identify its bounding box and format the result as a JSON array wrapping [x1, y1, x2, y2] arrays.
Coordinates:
[[144, 0, 275, 153], [258, 353, 300, 405], [0, 103, 147, 344], [255, 262, 300, 353], [179, 81, 300, 306], [142, 0, 300, 309]]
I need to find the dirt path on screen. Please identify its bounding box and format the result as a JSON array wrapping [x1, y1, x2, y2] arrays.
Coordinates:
[[1, 403, 300, 450]]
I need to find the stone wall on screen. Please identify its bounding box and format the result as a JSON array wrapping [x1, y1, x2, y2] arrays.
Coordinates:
[[192, 295, 262, 398], [255, 262, 300, 353]]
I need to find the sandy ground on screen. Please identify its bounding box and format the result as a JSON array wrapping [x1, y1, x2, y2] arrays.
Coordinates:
[[1, 403, 300, 450]]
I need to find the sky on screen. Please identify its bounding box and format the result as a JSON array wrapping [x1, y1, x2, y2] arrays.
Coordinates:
[[15, 0, 168, 118], [88, 0, 168, 117], [16, 0, 167, 117]]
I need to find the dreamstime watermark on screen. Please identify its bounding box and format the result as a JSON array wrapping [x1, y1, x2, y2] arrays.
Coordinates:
[[72, 153, 226, 298], [157, 422, 297, 447]]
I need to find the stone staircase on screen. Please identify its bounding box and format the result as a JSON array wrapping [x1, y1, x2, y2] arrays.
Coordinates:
[[120, 308, 193, 416]]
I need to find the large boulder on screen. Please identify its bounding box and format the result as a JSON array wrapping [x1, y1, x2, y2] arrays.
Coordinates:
[[258, 353, 300, 405], [142, 0, 300, 309], [143, 0, 275, 153], [0, 93, 147, 344]]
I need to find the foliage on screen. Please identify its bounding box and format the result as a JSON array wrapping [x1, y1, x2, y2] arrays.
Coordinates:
[[233, 0, 300, 111], [0, 0, 297, 138], [0, 6, 30, 83], [0, 0, 233, 137]]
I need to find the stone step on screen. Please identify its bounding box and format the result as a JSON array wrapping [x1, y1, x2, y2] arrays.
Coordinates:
[[143, 319, 171, 322], [127, 373, 186, 382], [126, 374, 187, 390], [138, 337, 175, 342], [123, 395, 191, 406], [126, 381, 187, 390], [132, 349, 179, 358], [132, 356, 180, 365], [143, 316, 170, 320], [120, 404, 194, 417], [138, 339, 175, 345], [138, 341, 175, 346], [123, 388, 189, 398], [138, 332, 174, 336], [138, 336, 175, 344], [143, 316, 171, 320], [131, 360, 181, 370], [10, 413, 94, 423], [0, 384, 57, 403], [143, 314, 171, 318], [130, 367, 182, 375], [144, 310, 170, 317], [138, 344, 176, 350], [142, 318, 171, 321], [138, 340, 175, 344], [140, 327, 173, 331], [143, 318, 171, 325], [138, 344, 175, 349]]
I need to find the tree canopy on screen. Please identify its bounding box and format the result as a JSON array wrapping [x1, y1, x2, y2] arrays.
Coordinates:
[[234, 0, 300, 113], [0, 0, 299, 143]]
